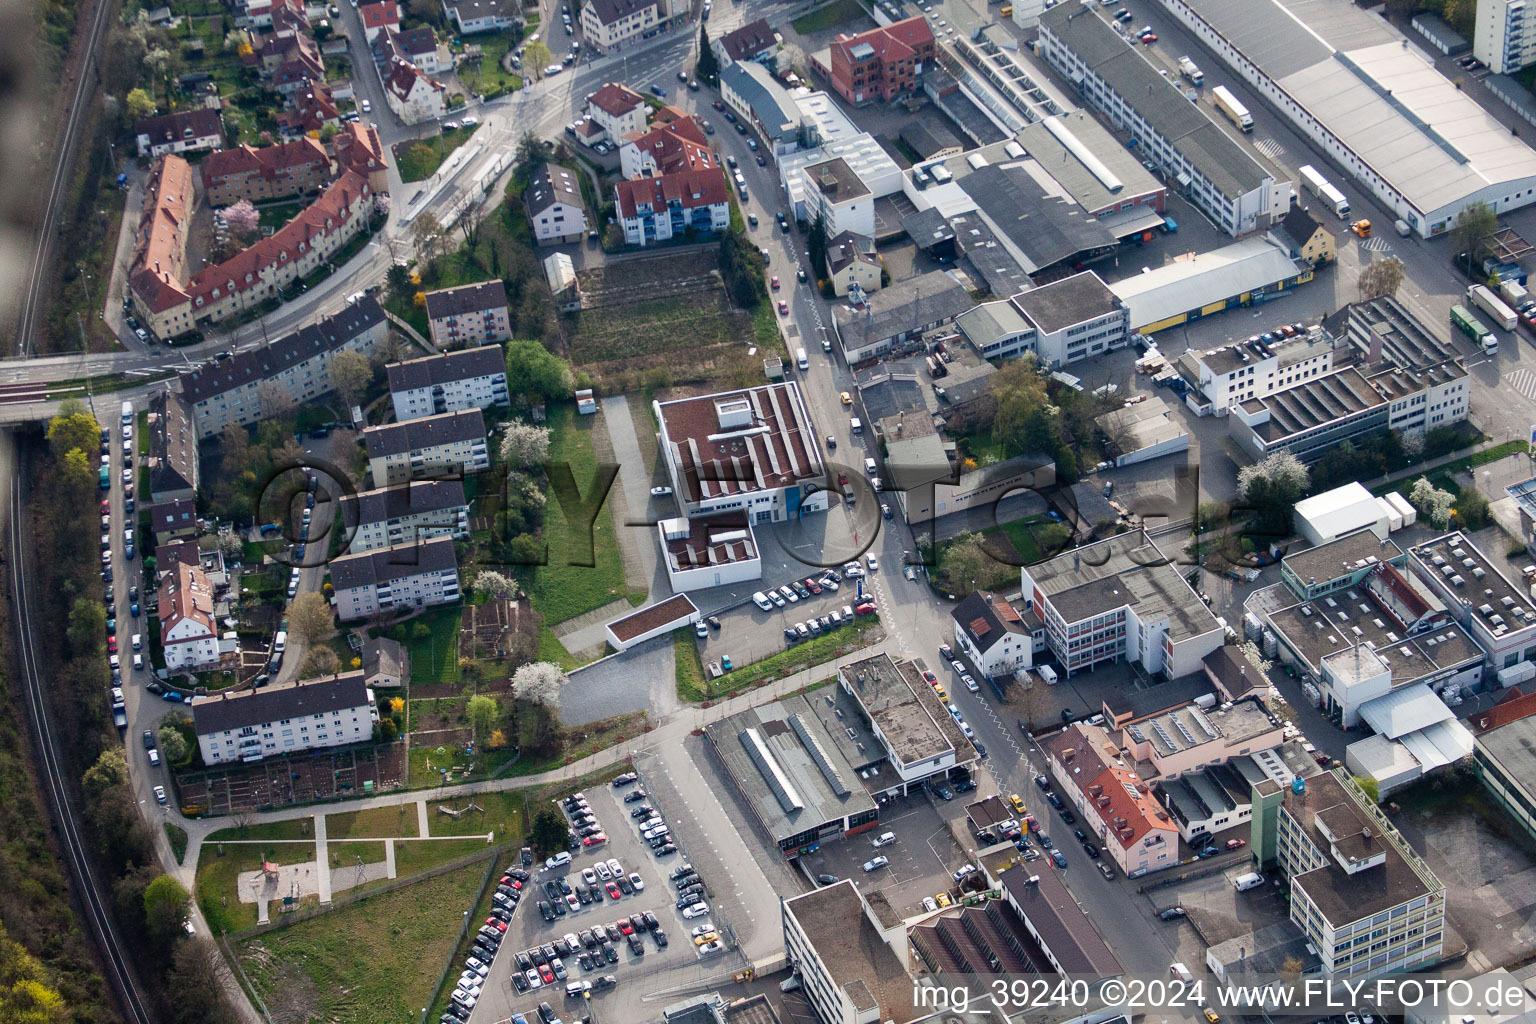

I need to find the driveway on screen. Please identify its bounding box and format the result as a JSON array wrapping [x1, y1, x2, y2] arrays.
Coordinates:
[[561, 634, 676, 727]]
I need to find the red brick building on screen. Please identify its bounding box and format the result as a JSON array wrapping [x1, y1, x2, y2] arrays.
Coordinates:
[[814, 17, 934, 106]]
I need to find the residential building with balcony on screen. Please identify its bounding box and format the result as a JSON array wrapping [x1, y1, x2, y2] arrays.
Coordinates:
[[363, 408, 489, 486], [580, 0, 660, 53], [329, 535, 461, 620], [200, 138, 332, 206], [422, 281, 511, 349], [193, 673, 376, 765], [387, 345, 509, 421], [584, 82, 648, 143], [148, 388, 200, 502], [525, 163, 589, 245], [811, 17, 935, 106], [339, 479, 470, 554], [615, 167, 731, 246]]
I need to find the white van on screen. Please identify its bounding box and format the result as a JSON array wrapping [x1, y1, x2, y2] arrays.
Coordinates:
[[1233, 871, 1265, 892], [274, 630, 287, 653], [864, 457, 878, 475], [1169, 962, 1194, 984], [871, 831, 896, 848], [796, 348, 808, 370], [752, 591, 773, 611], [131, 633, 143, 651]]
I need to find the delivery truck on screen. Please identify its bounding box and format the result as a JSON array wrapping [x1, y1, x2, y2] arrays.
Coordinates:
[[1450, 304, 1497, 354], [1211, 85, 1253, 132], [1298, 165, 1349, 218], [1177, 56, 1204, 86], [1468, 284, 1517, 331]]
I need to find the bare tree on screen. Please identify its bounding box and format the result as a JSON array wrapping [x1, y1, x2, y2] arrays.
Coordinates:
[[1010, 671, 1050, 729], [329, 350, 373, 410], [287, 592, 335, 648], [257, 380, 296, 418], [1358, 256, 1405, 301]]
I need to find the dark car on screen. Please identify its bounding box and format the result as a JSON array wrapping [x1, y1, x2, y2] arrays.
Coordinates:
[[1158, 906, 1187, 921], [1060, 810, 1076, 826], [603, 946, 619, 964], [538, 900, 554, 921], [1083, 843, 1100, 859], [654, 929, 668, 948], [623, 789, 647, 802]]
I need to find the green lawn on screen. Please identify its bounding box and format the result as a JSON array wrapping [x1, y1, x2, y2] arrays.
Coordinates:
[[993, 515, 1049, 565], [791, 0, 869, 33], [699, 616, 882, 694], [236, 859, 490, 1023], [165, 823, 188, 865], [256, 200, 302, 231], [206, 818, 314, 844], [404, 605, 464, 685], [325, 805, 418, 840], [394, 838, 497, 878], [537, 624, 578, 670], [428, 790, 526, 839], [674, 629, 710, 702], [455, 33, 524, 97], [394, 125, 483, 183], [1372, 440, 1531, 495], [407, 743, 518, 788], [197, 840, 318, 934], [522, 404, 642, 626]]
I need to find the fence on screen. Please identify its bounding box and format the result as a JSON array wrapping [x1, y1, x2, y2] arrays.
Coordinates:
[[420, 846, 511, 1024]]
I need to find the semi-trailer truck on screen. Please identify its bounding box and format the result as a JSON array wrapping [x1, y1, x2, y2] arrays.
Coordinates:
[[1451, 304, 1497, 354], [1298, 165, 1350, 218], [1468, 284, 1517, 331], [1211, 85, 1253, 132]]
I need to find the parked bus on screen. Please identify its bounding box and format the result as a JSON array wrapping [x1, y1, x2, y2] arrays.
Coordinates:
[[1298, 165, 1349, 218], [1450, 304, 1497, 355], [1468, 284, 1517, 331], [1211, 85, 1253, 132]]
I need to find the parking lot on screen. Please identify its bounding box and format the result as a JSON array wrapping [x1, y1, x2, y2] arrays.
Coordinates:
[[694, 558, 881, 669], [798, 794, 971, 919], [466, 776, 737, 1024], [1139, 861, 1292, 969]]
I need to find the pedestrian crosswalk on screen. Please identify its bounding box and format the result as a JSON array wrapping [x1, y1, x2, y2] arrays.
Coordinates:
[[1506, 368, 1536, 402], [1360, 237, 1393, 254], [1253, 138, 1285, 162]]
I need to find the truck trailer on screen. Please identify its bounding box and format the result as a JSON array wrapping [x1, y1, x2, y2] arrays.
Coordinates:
[[1298, 165, 1349, 218], [1468, 284, 1517, 331], [1211, 85, 1253, 132], [1451, 303, 1497, 354]]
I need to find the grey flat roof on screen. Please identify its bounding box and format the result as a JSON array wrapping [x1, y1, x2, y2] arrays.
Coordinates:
[[1282, 530, 1404, 589], [1246, 366, 1384, 441], [1103, 674, 1214, 722], [833, 270, 973, 350], [1411, 531, 1536, 623], [783, 882, 916, 1022], [1478, 716, 1536, 784], [960, 164, 1118, 275], [1266, 593, 1481, 682], [1027, 531, 1221, 641], [948, 210, 1034, 296], [840, 652, 955, 766], [704, 692, 877, 843], [956, 299, 1030, 349], [721, 62, 800, 141], [1015, 111, 1165, 214], [1013, 271, 1120, 335]]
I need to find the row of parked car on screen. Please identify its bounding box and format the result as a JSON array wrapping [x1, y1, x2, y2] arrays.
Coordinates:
[[442, 863, 531, 1022], [668, 862, 723, 956], [625, 780, 679, 858]]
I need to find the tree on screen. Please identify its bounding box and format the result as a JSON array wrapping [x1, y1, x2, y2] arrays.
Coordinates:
[[500, 422, 551, 468], [157, 725, 189, 765], [257, 380, 295, 418], [411, 211, 445, 266], [0, 923, 68, 1024], [1239, 640, 1271, 677], [467, 694, 500, 743], [82, 747, 129, 799], [287, 592, 334, 648], [1453, 486, 1491, 529], [330, 350, 372, 410], [473, 570, 516, 598], [166, 940, 240, 1024], [1452, 200, 1498, 276], [60, 449, 96, 502], [695, 25, 720, 85], [807, 213, 828, 280], [1011, 671, 1049, 729], [505, 340, 573, 405], [1237, 451, 1309, 536], [1353, 774, 1381, 804], [223, 198, 261, 242], [47, 408, 99, 461], [68, 596, 106, 652], [142, 874, 191, 941], [125, 87, 156, 120], [1358, 255, 1405, 300], [1409, 475, 1456, 528], [524, 40, 553, 79], [529, 808, 569, 856], [300, 647, 340, 678], [935, 531, 1016, 595], [513, 661, 566, 709], [515, 130, 546, 174]]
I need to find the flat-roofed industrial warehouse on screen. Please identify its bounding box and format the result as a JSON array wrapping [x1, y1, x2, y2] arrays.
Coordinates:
[[1157, 0, 1536, 235]]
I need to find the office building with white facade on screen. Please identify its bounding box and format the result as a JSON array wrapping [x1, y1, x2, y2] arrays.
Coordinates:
[[329, 535, 461, 620], [193, 673, 376, 765], [955, 271, 1129, 369], [1021, 530, 1224, 679], [386, 345, 509, 421], [781, 881, 918, 1024]]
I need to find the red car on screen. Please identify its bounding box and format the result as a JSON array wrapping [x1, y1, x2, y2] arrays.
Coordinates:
[[100, 499, 110, 513], [509, 879, 523, 890], [618, 918, 634, 936], [583, 832, 607, 847], [855, 602, 877, 615], [1140, 31, 1156, 42], [778, 299, 789, 315], [538, 964, 554, 984], [487, 918, 507, 932], [922, 670, 937, 684], [1225, 838, 1247, 850], [606, 881, 622, 900], [107, 637, 118, 653], [770, 276, 780, 290]]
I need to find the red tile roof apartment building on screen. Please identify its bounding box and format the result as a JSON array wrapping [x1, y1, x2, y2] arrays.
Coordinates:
[[813, 17, 934, 106], [200, 138, 332, 206]]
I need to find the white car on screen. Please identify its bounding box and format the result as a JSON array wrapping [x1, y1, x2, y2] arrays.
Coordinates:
[[922, 896, 938, 912], [546, 851, 572, 869], [629, 872, 645, 891], [153, 785, 167, 805], [360, 98, 371, 113], [595, 862, 612, 881], [690, 923, 715, 937], [843, 561, 863, 577], [682, 902, 710, 919], [862, 856, 888, 872], [753, 591, 773, 611], [963, 675, 979, 693], [526, 968, 543, 989], [465, 957, 490, 976], [779, 585, 798, 604], [866, 554, 879, 571], [769, 590, 787, 607], [650, 485, 672, 497], [697, 940, 725, 956], [582, 867, 598, 885], [606, 858, 623, 877], [545, 63, 564, 75]]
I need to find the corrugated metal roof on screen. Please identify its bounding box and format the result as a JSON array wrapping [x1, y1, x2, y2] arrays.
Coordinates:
[[1108, 235, 1301, 329], [1358, 683, 1454, 740]]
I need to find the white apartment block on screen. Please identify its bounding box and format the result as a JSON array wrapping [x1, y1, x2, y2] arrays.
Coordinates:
[[580, 0, 661, 52], [1189, 333, 1335, 415], [329, 536, 461, 620], [524, 164, 589, 246], [193, 673, 376, 765], [340, 480, 470, 554], [422, 281, 511, 349], [584, 83, 648, 142], [387, 345, 509, 421], [180, 299, 388, 439], [363, 408, 489, 487], [1476, 0, 1536, 74], [1276, 772, 1445, 978]]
